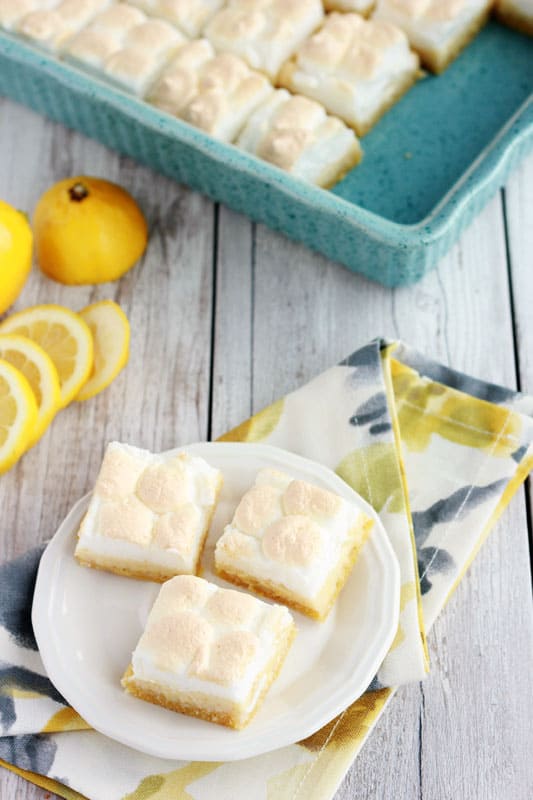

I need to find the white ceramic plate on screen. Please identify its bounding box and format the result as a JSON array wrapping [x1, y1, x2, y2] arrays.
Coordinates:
[[33, 442, 400, 762]]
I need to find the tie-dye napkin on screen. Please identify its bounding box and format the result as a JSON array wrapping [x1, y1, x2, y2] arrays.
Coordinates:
[[1, 339, 532, 800]]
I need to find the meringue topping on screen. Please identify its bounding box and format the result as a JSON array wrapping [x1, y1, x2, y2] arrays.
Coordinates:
[[148, 42, 273, 142], [237, 89, 361, 184], [204, 0, 324, 79], [279, 12, 418, 135], [127, 0, 225, 37], [75, 442, 222, 576], [129, 575, 294, 699], [215, 467, 370, 602]]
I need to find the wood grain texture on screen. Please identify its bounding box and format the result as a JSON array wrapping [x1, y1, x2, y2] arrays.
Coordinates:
[[0, 101, 215, 564], [211, 207, 254, 439], [0, 99, 532, 800], [0, 99, 215, 800]]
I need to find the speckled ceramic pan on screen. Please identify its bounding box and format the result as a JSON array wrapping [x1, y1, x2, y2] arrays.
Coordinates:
[[0, 21, 531, 287]]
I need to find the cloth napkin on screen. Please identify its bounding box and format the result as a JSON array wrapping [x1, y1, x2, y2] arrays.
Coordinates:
[[1, 339, 532, 800]]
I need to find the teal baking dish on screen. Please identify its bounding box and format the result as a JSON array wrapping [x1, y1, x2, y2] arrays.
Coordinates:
[[0, 21, 532, 287]]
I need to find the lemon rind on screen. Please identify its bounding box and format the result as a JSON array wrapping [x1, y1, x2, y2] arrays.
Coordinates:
[[0, 304, 94, 408], [0, 333, 62, 446], [76, 300, 130, 402], [0, 358, 38, 474]]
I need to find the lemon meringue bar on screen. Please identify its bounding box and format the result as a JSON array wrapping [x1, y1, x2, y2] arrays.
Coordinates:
[[279, 13, 419, 137], [0, 0, 55, 33], [324, 1, 375, 14], [237, 90, 361, 187], [64, 4, 185, 94], [215, 469, 374, 621], [122, 575, 296, 728], [148, 40, 273, 142], [373, 0, 494, 73], [75, 443, 223, 580], [12, 0, 111, 51], [495, 0, 533, 35], [128, 0, 225, 37], [204, 0, 324, 81]]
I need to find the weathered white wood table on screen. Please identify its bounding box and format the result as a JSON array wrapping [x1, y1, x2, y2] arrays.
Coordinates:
[[1, 97, 532, 800]]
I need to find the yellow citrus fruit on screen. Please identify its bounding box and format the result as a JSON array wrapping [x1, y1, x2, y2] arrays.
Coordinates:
[[0, 358, 38, 473], [0, 305, 93, 407], [0, 199, 33, 314], [76, 300, 130, 401], [33, 176, 148, 285], [0, 334, 62, 446]]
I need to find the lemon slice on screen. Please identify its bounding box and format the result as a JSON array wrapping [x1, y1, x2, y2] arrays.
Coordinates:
[[0, 305, 93, 407], [0, 358, 38, 473], [76, 300, 130, 402], [0, 334, 62, 446]]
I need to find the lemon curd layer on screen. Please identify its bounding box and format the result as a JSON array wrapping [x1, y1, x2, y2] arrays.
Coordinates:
[[75, 442, 223, 579]]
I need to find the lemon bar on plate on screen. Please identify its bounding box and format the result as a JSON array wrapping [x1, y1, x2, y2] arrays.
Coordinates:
[[148, 39, 273, 142], [75, 442, 223, 580], [373, 0, 494, 73], [14, 0, 111, 52], [128, 0, 225, 37], [204, 0, 324, 80], [495, 0, 533, 34], [215, 468, 374, 621], [64, 4, 185, 94], [237, 90, 362, 187], [279, 13, 419, 137], [122, 575, 296, 729]]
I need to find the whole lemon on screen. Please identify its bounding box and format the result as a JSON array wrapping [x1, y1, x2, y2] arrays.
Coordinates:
[[0, 200, 33, 315], [33, 176, 148, 285]]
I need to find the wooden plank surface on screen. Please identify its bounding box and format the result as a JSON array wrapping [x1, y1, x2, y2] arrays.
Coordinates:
[[238, 191, 533, 800], [0, 99, 532, 800]]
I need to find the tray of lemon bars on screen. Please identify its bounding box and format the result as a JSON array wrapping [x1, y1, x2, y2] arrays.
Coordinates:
[[32, 442, 400, 760], [0, 1, 532, 287]]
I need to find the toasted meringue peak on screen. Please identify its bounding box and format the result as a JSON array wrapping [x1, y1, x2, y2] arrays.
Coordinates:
[[282, 479, 342, 518], [152, 504, 201, 554], [98, 496, 154, 546], [233, 485, 282, 536], [262, 514, 322, 566], [135, 462, 189, 513]]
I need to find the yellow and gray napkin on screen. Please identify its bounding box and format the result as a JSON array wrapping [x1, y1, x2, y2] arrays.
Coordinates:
[[1, 339, 532, 800]]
